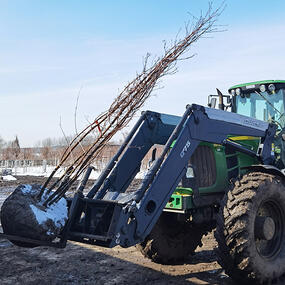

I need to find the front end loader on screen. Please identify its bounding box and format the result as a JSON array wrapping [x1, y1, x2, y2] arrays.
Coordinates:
[[1, 80, 285, 284]]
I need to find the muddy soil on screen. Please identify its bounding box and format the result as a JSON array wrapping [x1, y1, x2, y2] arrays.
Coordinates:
[[0, 176, 234, 285]]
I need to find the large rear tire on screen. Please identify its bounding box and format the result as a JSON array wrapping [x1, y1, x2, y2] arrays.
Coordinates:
[[137, 212, 213, 264], [215, 172, 285, 284]]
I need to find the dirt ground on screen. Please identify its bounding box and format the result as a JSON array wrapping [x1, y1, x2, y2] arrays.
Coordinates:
[[0, 176, 235, 285]]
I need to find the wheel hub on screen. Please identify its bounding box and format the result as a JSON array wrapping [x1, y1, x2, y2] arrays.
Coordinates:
[[255, 216, 276, 241]]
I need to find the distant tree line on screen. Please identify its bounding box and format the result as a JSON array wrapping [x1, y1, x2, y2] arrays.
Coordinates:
[[0, 134, 161, 171], [0, 135, 122, 168]]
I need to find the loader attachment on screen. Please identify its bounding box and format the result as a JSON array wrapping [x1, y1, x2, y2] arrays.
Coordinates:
[[62, 110, 183, 248], [59, 104, 276, 248], [63, 195, 123, 247], [0, 104, 276, 248]]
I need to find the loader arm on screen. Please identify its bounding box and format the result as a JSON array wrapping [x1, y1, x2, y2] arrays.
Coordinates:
[[1, 104, 275, 248], [58, 104, 276, 249]]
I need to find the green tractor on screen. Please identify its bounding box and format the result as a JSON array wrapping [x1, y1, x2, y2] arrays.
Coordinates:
[[2, 79, 285, 284], [137, 80, 285, 284]]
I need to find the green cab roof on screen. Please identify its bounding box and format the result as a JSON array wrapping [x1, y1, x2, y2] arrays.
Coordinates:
[[228, 80, 285, 94]]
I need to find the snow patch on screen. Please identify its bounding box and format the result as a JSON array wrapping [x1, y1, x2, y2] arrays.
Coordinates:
[[18, 184, 68, 236], [20, 184, 33, 194], [20, 184, 40, 196], [2, 175, 17, 181], [30, 196, 68, 232]]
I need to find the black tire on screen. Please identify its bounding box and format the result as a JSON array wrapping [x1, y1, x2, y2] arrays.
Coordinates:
[[137, 212, 213, 264], [215, 172, 285, 284]]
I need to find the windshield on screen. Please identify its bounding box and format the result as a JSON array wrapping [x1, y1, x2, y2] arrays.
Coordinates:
[[235, 89, 285, 128]]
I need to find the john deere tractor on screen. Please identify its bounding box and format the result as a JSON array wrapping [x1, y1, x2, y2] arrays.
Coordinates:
[[137, 80, 285, 284], [2, 80, 285, 284]]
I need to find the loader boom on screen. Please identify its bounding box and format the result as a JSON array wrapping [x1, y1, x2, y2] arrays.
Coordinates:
[[59, 104, 276, 249], [0, 104, 276, 248]]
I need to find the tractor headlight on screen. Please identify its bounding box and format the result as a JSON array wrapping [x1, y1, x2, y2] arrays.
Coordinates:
[[260, 84, 266, 92], [236, 88, 241, 96], [186, 167, 194, 178], [268, 84, 275, 93], [230, 89, 235, 96]]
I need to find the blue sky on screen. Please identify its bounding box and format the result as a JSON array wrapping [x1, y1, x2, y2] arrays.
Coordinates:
[[1, 0, 285, 146]]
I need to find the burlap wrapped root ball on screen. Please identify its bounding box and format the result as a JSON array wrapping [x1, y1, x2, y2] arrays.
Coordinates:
[[1, 184, 68, 245]]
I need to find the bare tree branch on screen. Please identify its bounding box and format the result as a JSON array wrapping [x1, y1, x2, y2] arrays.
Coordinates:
[[38, 3, 225, 205]]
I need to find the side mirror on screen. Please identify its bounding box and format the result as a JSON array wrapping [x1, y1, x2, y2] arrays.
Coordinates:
[[208, 97, 217, 108], [208, 89, 232, 110], [226, 96, 232, 104]]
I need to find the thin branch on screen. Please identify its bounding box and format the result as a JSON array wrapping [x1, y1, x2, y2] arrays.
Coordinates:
[[74, 84, 83, 135], [39, 2, 225, 204]]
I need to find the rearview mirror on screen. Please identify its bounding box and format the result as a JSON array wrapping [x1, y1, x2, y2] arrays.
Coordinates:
[[209, 97, 217, 108], [226, 96, 231, 104]]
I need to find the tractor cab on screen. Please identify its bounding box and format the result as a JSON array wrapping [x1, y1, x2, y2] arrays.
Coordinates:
[[229, 80, 285, 168], [229, 80, 285, 129]]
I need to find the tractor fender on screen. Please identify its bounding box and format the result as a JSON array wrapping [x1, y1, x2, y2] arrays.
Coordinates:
[[242, 164, 285, 179]]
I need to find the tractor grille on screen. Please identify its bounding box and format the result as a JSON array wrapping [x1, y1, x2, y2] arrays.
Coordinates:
[[190, 145, 217, 187]]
